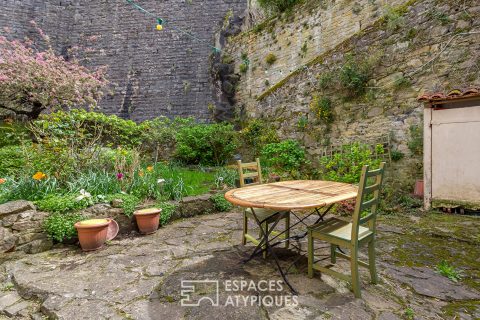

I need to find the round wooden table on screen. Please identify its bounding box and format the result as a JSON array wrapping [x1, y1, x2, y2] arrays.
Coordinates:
[[224, 180, 358, 210]]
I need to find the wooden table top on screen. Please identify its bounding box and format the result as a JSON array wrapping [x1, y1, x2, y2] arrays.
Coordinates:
[[224, 180, 358, 210]]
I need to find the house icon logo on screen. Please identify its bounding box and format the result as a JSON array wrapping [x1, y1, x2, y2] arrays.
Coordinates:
[[180, 280, 220, 307]]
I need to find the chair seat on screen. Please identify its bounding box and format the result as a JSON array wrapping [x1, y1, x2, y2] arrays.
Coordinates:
[[309, 217, 373, 242], [245, 208, 289, 224]]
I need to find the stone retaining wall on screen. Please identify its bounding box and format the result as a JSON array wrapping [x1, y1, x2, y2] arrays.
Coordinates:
[[0, 193, 224, 254]]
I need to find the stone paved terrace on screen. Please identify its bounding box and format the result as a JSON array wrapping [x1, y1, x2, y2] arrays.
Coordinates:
[[0, 210, 479, 319]]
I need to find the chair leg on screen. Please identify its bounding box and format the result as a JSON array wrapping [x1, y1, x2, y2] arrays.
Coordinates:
[[262, 222, 268, 259], [330, 244, 337, 264], [308, 231, 314, 278], [350, 246, 361, 298], [368, 239, 378, 284], [284, 214, 290, 249], [242, 212, 247, 245]]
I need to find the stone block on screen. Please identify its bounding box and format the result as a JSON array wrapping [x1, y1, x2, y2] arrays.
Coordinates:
[[4, 300, 31, 317], [0, 227, 16, 252], [0, 292, 22, 312], [11, 220, 42, 232], [0, 200, 34, 217]]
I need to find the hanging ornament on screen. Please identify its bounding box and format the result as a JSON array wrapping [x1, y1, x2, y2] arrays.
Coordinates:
[[156, 18, 163, 31]]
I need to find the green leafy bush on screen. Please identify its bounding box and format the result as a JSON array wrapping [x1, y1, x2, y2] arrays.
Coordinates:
[[0, 122, 29, 148], [35, 194, 93, 213], [0, 146, 25, 177], [435, 260, 462, 282], [33, 109, 143, 148], [239, 62, 248, 73], [175, 123, 238, 166], [319, 143, 383, 183], [383, 6, 405, 31], [261, 140, 306, 173], [43, 212, 84, 243], [309, 95, 334, 124], [158, 202, 178, 225], [106, 193, 140, 217], [339, 55, 373, 98], [257, 0, 301, 13], [265, 53, 277, 65], [240, 119, 279, 156], [210, 193, 233, 212], [407, 125, 423, 156]]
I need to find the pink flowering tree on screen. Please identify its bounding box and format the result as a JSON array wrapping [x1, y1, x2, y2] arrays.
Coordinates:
[[0, 23, 108, 119]]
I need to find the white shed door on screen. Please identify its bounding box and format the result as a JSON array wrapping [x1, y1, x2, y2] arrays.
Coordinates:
[[431, 105, 480, 203]]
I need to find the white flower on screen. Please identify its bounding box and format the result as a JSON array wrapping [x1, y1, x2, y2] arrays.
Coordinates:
[[75, 189, 92, 201], [157, 178, 166, 184], [218, 177, 224, 181]]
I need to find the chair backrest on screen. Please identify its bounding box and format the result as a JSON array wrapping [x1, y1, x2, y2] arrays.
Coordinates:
[[351, 162, 386, 243], [236, 158, 263, 188]]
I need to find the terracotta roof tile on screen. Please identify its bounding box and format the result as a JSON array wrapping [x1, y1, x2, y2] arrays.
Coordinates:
[[418, 86, 480, 103]]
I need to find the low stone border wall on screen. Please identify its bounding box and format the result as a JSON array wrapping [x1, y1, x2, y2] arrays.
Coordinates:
[[0, 193, 226, 254]]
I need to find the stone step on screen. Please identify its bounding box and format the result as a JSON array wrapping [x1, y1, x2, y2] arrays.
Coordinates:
[[4, 300, 32, 317], [0, 292, 22, 313]]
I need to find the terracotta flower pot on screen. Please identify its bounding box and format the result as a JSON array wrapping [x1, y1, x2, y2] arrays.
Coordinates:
[[414, 179, 424, 197], [134, 208, 161, 235], [74, 219, 111, 251]]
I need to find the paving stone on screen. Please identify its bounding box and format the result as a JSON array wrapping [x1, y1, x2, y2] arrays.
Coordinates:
[[4, 300, 31, 317], [0, 292, 22, 311]]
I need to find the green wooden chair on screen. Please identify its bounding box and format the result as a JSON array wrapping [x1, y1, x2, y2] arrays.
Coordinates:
[[307, 162, 386, 298], [237, 158, 290, 258]]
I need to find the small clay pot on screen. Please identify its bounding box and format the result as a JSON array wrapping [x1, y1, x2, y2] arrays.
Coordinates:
[[74, 219, 111, 251], [134, 208, 161, 235], [414, 179, 424, 198]]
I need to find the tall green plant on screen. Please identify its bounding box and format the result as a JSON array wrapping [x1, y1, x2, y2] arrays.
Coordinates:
[[175, 123, 238, 166], [319, 143, 383, 183], [261, 140, 306, 174]]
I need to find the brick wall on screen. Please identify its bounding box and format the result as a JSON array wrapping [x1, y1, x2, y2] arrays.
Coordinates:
[[0, 0, 247, 121]]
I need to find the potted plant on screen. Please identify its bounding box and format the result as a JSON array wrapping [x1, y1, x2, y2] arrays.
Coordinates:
[[74, 219, 111, 251], [134, 208, 162, 234]]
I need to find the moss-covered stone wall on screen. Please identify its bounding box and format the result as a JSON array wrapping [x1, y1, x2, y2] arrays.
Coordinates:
[[225, 0, 480, 186]]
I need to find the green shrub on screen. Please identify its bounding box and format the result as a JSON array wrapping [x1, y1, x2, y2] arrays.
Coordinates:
[[261, 140, 306, 173], [383, 6, 405, 31], [35, 194, 93, 213], [265, 53, 277, 65], [106, 193, 140, 217], [158, 202, 178, 225], [240, 119, 279, 156], [339, 55, 372, 98], [239, 62, 248, 73], [391, 150, 404, 161], [309, 95, 334, 124], [0, 146, 25, 177], [319, 143, 383, 183], [0, 122, 29, 148], [318, 72, 333, 90], [435, 260, 462, 282], [210, 193, 233, 212], [175, 123, 238, 166], [43, 212, 84, 243], [257, 0, 301, 13], [407, 125, 423, 156], [33, 109, 143, 148]]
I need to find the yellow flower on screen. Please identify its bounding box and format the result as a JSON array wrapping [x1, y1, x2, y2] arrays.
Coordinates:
[[0, 178, 6, 184], [32, 172, 47, 180], [156, 24, 163, 31], [139, 170, 144, 177], [146, 166, 154, 172]]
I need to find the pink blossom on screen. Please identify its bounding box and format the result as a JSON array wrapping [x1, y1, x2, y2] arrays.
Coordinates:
[[116, 173, 124, 180]]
